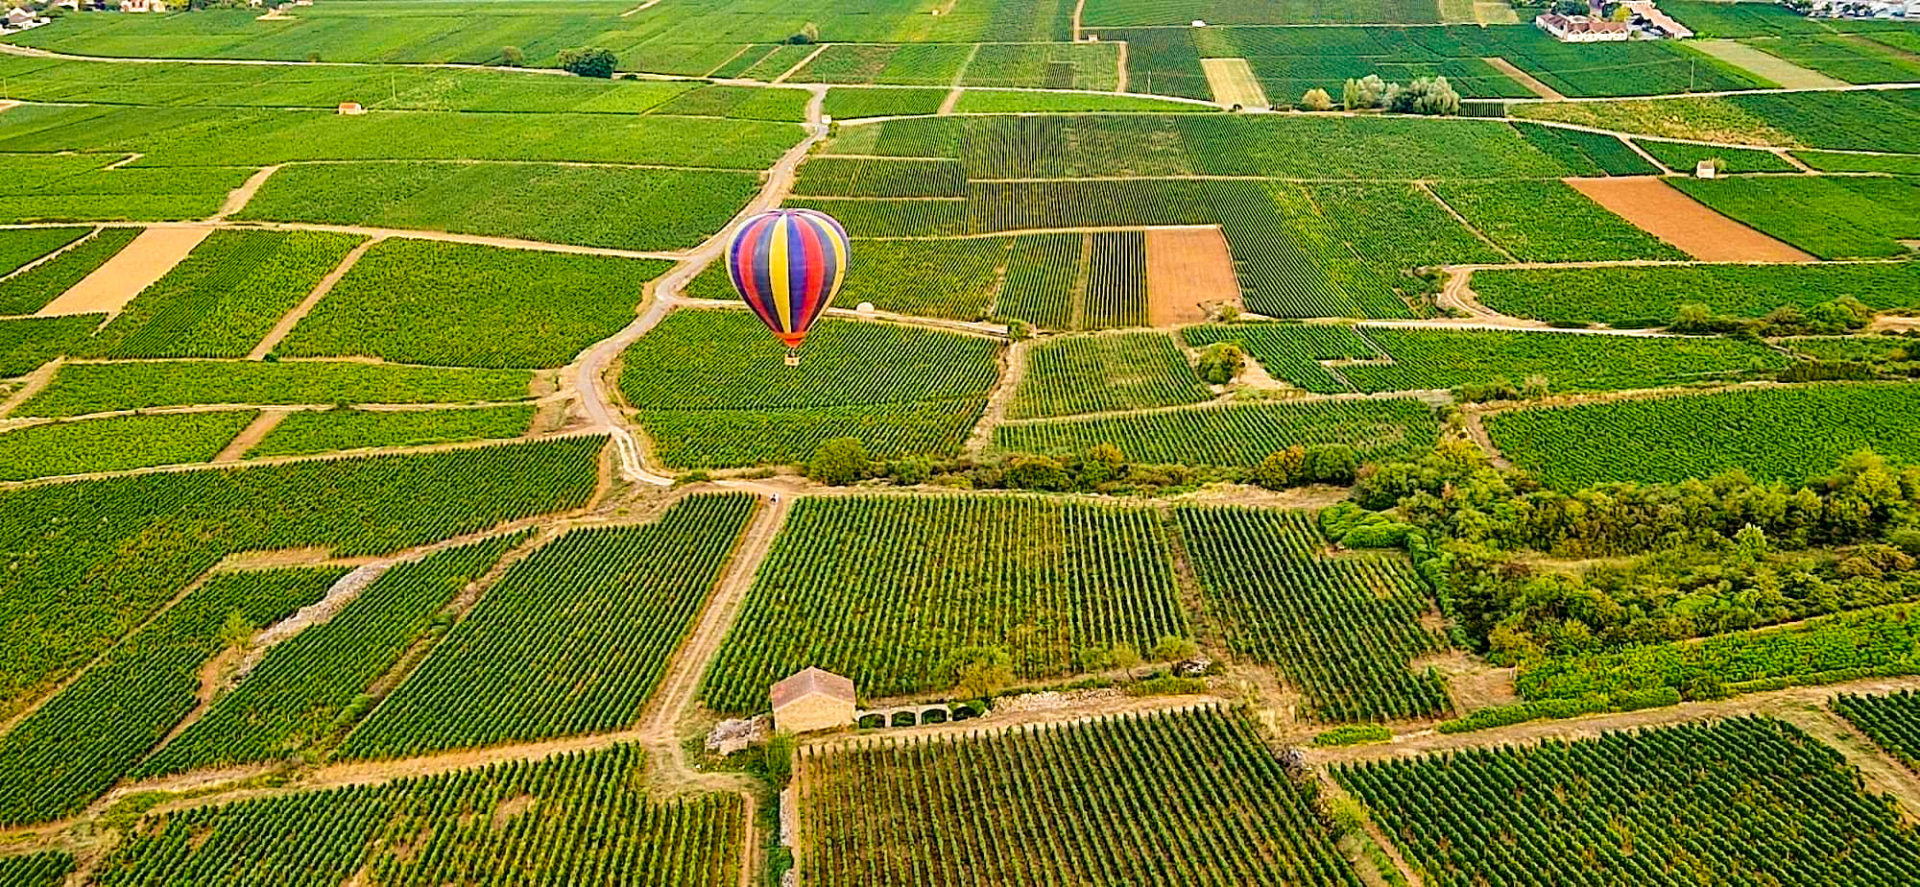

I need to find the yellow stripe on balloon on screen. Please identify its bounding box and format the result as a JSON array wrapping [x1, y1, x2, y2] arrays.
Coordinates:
[[769, 216, 793, 333], [823, 223, 848, 306]]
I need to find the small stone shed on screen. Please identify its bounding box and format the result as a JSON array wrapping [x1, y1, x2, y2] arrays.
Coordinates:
[[770, 667, 856, 734]]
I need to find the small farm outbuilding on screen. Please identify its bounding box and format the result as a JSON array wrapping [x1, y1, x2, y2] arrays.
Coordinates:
[[771, 667, 856, 734]]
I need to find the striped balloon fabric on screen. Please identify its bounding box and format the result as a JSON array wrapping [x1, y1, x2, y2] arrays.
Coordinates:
[[725, 208, 850, 352]]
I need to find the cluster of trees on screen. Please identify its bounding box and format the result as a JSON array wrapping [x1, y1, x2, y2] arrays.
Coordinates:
[[1340, 75, 1462, 116], [1352, 442, 1920, 663], [559, 47, 619, 79], [1671, 295, 1874, 338]]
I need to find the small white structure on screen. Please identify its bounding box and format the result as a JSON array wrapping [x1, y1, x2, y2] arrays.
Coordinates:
[[5, 7, 35, 25], [337, 101, 365, 115], [1535, 12, 1631, 42], [770, 667, 856, 735], [1695, 159, 1719, 179], [856, 301, 876, 316], [120, 0, 167, 12], [1191, 18, 1207, 26]]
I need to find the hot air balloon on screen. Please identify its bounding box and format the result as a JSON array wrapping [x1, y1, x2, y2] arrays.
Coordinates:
[[726, 208, 850, 366]]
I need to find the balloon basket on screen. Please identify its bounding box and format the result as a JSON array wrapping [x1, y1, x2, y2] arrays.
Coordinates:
[[784, 350, 801, 367]]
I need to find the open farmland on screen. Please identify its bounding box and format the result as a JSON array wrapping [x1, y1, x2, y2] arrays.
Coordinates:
[[8, 2, 1920, 884]]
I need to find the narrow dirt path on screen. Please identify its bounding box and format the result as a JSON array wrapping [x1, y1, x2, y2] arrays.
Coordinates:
[[1418, 182, 1514, 263], [572, 85, 829, 485], [212, 409, 287, 462], [774, 46, 827, 85], [1775, 702, 1920, 823], [1313, 770, 1427, 887], [213, 165, 280, 221], [248, 235, 379, 359], [1482, 57, 1564, 101], [965, 337, 1027, 455], [1461, 411, 1512, 469]]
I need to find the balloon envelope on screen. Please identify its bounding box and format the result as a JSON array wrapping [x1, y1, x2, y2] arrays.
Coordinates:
[[725, 209, 849, 349]]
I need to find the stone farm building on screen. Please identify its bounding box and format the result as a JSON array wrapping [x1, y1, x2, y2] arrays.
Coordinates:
[[770, 667, 856, 735]]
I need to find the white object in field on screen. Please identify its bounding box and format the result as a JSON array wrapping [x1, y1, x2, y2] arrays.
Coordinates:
[[821, 114, 833, 126], [337, 102, 365, 116], [1695, 160, 1718, 179], [1192, 18, 1207, 26], [857, 301, 876, 315]]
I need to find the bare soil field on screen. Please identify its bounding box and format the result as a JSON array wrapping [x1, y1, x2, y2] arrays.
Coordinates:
[[1146, 226, 1238, 326], [1482, 57, 1563, 100], [37, 225, 212, 318], [1200, 58, 1269, 109], [1566, 176, 1815, 262]]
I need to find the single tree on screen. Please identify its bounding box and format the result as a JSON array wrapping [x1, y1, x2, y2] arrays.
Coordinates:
[[1300, 87, 1333, 111], [807, 437, 870, 485], [1196, 341, 1245, 385], [500, 45, 525, 67]]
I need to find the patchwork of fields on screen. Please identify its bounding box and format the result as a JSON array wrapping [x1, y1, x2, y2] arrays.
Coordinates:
[[5, 1, 1920, 885]]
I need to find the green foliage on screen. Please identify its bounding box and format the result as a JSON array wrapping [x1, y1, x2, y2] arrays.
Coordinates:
[[1515, 601, 1920, 701], [951, 90, 1213, 114], [559, 47, 619, 78], [1833, 690, 1920, 771], [1670, 175, 1920, 259], [342, 495, 756, 759], [86, 230, 363, 359], [280, 239, 671, 368], [940, 646, 1016, 698], [821, 87, 946, 120], [19, 360, 532, 418], [995, 397, 1439, 468], [246, 405, 536, 458], [1512, 122, 1659, 176], [1178, 506, 1451, 721], [807, 437, 871, 485], [1634, 138, 1796, 173], [0, 568, 340, 826], [99, 745, 743, 886], [1486, 383, 1920, 488], [0, 851, 71, 887], [0, 226, 90, 278], [1434, 687, 1680, 733], [0, 437, 603, 717], [1384, 75, 1460, 115], [803, 706, 1357, 887], [625, 310, 1000, 468], [0, 227, 138, 315], [1195, 341, 1244, 385], [1182, 323, 1379, 394], [1345, 327, 1784, 394], [1012, 333, 1212, 419], [239, 163, 761, 252], [0, 315, 102, 378], [0, 411, 257, 482], [1472, 261, 1920, 328], [1313, 723, 1393, 746], [1339, 717, 1920, 884], [701, 496, 1186, 713], [1430, 180, 1687, 262], [139, 535, 523, 776]]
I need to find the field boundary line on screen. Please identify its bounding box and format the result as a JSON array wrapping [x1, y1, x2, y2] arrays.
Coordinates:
[[1304, 674, 1920, 766], [1778, 703, 1920, 823], [0, 396, 564, 432], [1416, 181, 1515, 263], [0, 358, 61, 420], [703, 44, 756, 77], [774, 45, 828, 85], [248, 234, 380, 360], [1115, 40, 1128, 93], [0, 224, 103, 286], [1312, 769, 1428, 887], [1621, 138, 1674, 175]]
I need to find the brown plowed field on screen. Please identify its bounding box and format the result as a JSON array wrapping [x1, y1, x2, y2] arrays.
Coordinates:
[[1566, 176, 1814, 263], [1146, 227, 1238, 327]]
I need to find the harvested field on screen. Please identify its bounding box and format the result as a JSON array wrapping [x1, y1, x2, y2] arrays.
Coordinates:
[[1692, 39, 1846, 91], [1146, 226, 1239, 327], [36, 226, 213, 318], [1564, 177, 1814, 263], [1201, 58, 1269, 109], [1483, 57, 1564, 100]]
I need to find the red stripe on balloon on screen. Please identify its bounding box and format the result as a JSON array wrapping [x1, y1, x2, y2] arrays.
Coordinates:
[[796, 219, 826, 335]]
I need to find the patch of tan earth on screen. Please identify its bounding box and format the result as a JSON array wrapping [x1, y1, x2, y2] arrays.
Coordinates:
[[1481, 57, 1563, 101], [36, 225, 212, 318], [0, 101, 18, 114], [1200, 58, 1269, 109], [214, 546, 342, 572], [1415, 650, 1518, 712], [1870, 314, 1920, 333], [1775, 703, 1920, 823], [1147, 226, 1238, 326], [1565, 176, 1815, 263], [1694, 38, 1847, 90]]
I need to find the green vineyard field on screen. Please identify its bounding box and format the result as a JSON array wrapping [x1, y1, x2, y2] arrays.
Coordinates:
[[1011, 332, 1212, 419], [0, 411, 257, 482], [245, 405, 536, 458], [995, 398, 1439, 467], [702, 495, 1187, 712], [17, 360, 533, 418]]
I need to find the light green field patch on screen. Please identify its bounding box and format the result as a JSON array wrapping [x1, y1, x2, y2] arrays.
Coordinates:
[[1200, 58, 1270, 109], [1692, 38, 1843, 90], [1473, 0, 1520, 24]]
